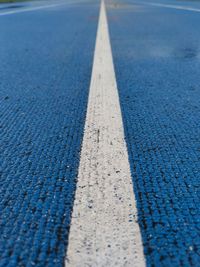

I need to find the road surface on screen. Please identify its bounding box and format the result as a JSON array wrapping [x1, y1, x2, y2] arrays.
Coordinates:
[[1, 0, 200, 266]]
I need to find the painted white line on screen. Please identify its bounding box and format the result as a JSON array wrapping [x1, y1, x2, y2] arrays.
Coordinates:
[[0, 1, 83, 17], [140, 1, 200, 13], [66, 1, 145, 266]]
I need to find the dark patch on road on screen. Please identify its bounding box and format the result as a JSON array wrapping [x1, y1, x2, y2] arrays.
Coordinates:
[[174, 47, 199, 60], [0, 4, 24, 9]]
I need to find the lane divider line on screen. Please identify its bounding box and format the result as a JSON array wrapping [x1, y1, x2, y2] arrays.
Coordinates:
[[136, 1, 200, 13], [0, 1, 84, 17], [66, 1, 145, 266]]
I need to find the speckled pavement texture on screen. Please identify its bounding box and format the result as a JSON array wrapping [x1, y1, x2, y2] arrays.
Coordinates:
[[107, 0, 200, 266], [1, 0, 200, 266], [0, 1, 99, 266]]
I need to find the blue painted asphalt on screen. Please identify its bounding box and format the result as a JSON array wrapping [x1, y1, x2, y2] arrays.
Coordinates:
[[0, 1, 99, 266], [107, 0, 200, 266]]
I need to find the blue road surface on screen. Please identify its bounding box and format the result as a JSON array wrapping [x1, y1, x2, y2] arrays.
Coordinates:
[[0, 0, 99, 266], [107, 0, 200, 266]]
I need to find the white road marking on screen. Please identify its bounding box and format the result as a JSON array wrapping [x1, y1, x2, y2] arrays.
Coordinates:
[[140, 1, 200, 13], [66, 1, 145, 266], [0, 1, 83, 17]]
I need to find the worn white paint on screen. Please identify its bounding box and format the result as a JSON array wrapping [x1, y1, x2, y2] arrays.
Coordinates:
[[66, 1, 145, 266]]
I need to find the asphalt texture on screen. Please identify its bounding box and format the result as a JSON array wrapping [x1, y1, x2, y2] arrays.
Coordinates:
[[107, 0, 200, 266], [0, 1, 99, 266]]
